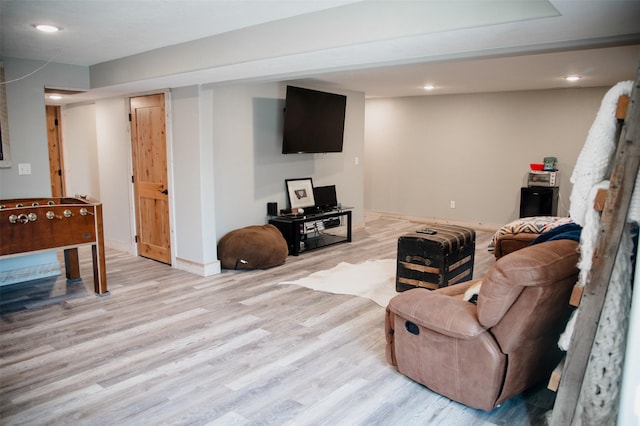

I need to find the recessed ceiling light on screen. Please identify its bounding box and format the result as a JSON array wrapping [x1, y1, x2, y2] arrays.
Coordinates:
[[423, 84, 435, 91], [34, 24, 60, 33], [48, 95, 63, 100], [565, 75, 581, 82]]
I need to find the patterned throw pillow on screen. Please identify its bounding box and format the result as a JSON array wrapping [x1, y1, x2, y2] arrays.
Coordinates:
[[488, 216, 574, 252]]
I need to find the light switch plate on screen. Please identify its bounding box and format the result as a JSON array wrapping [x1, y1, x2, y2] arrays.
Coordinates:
[[18, 163, 32, 175]]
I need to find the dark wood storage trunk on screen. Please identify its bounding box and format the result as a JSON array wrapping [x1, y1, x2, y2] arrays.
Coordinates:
[[396, 225, 476, 291]]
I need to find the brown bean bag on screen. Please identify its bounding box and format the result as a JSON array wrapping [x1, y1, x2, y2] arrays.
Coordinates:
[[217, 224, 288, 270]]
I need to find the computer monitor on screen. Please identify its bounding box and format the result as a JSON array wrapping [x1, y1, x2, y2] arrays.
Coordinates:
[[313, 185, 338, 212]]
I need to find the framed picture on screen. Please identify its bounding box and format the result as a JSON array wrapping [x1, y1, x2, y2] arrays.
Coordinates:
[[286, 178, 316, 210]]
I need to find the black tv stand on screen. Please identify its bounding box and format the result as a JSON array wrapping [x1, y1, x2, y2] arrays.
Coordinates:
[[268, 209, 352, 256]]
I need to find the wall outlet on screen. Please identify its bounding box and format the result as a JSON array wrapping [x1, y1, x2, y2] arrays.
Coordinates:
[[450, 200, 456, 209]]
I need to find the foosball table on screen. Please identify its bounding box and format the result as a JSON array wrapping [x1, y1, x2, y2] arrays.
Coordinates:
[[0, 197, 109, 295]]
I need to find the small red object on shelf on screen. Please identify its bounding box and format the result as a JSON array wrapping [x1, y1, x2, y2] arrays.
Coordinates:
[[530, 163, 544, 171]]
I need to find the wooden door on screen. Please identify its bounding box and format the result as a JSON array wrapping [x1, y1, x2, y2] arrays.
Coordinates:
[[130, 94, 171, 264], [46, 105, 65, 197]]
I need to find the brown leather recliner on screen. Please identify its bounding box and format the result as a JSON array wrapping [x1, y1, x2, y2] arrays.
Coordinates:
[[493, 232, 537, 259], [385, 239, 579, 411]]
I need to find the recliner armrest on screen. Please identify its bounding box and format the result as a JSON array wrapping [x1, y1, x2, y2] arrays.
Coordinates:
[[388, 288, 486, 340]]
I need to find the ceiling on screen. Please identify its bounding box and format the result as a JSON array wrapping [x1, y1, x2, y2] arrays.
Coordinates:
[[1, 0, 640, 102]]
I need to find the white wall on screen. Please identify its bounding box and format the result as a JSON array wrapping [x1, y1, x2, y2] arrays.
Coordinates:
[[94, 98, 135, 253], [364, 87, 608, 228], [61, 103, 100, 198], [0, 58, 89, 197], [171, 86, 219, 275], [211, 82, 365, 238], [59, 99, 134, 254], [50, 81, 365, 275], [0, 58, 89, 284]]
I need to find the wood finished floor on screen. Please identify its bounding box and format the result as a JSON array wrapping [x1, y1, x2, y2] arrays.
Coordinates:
[[1, 214, 555, 425]]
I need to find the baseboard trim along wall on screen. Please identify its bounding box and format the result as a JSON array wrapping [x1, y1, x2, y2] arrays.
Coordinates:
[[365, 210, 501, 232], [174, 257, 221, 277], [105, 238, 136, 255]]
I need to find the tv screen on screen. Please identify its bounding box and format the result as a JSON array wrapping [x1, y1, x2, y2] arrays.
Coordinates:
[[282, 86, 347, 154]]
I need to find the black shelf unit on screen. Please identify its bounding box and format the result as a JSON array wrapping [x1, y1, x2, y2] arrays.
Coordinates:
[[269, 210, 352, 256], [520, 186, 559, 217]]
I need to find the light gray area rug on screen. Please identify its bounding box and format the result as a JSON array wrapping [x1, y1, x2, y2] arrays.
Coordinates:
[[279, 259, 398, 307]]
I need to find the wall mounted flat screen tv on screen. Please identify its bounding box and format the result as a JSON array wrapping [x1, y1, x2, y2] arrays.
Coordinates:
[[282, 86, 347, 154]]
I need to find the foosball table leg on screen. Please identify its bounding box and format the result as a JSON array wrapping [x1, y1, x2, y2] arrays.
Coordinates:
[[64, 248, 81, 282], [92, 244, 109, 296]]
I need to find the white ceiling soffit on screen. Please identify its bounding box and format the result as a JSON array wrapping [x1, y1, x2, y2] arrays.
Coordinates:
[[89, 0, 560, 87], [0, 0, 364, 66], [86, 1, 638, 96], [301, 45, 640, 98], [4, 0, 639, 102]]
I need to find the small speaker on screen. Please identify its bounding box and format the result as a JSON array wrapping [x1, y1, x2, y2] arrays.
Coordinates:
[[267, 202, 277, 216]]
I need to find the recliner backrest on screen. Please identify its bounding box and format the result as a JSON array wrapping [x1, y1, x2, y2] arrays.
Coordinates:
[[477, 239, 580, 330]]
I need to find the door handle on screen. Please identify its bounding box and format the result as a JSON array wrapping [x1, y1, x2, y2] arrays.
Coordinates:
[[159, 189, 168, 195]]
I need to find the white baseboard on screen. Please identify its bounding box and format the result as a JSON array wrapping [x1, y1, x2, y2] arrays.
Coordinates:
[[365, 210, 502, 232], [174, 257, 221, 277], [104, 238, 136, 255], [103, 239, 221, 277]]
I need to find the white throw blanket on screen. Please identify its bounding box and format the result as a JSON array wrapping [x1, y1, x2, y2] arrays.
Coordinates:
[[569, 80, 638, 226], [561, 80, 638, 424]]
